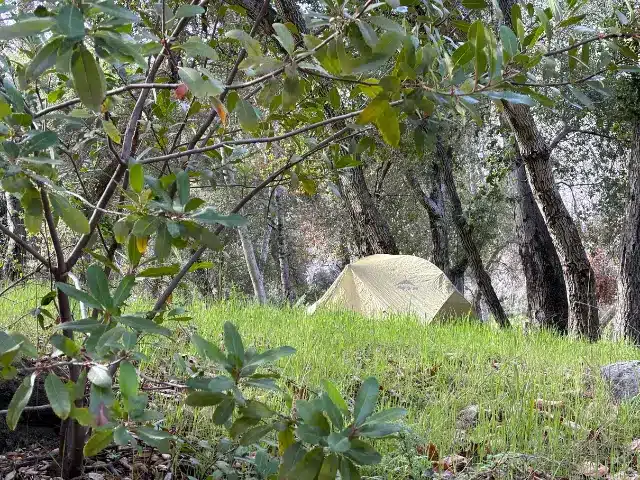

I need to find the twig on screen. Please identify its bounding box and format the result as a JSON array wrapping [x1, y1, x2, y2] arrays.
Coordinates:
[[0, 404, 52, 415], [0, 223, 52, 270], [544, 32, 638, 57], [0, 265, 44, 297]]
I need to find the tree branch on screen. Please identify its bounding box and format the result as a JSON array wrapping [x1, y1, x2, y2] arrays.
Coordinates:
[[511, 69, 606, 87], [40, 189, 65, 272], [550, 125, 616, 151], [543, 33, 638, 57], [33, 84, 181, 119], [0, 223, 52, 270], [142, 100, 402, 165], [150, 125, 357, 314]]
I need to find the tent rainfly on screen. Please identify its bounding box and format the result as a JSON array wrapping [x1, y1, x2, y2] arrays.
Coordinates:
[[307, 254, 474, 322]]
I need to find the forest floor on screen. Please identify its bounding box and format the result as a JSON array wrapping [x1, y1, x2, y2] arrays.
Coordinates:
[[1, 285, 640, 479]]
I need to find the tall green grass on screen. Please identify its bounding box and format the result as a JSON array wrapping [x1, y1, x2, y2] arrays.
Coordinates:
[[2, 286, 640, 477]]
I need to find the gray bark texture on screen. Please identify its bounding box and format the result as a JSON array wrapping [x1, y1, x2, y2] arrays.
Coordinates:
[[497, 0, 599, 340], [3, 192, 26, 280], [439, 137, 510, 328], [337, 165, 399, 257], [615, 80, 640, 343], [275, 186, 295, 304], [513, 159, 569, 333]]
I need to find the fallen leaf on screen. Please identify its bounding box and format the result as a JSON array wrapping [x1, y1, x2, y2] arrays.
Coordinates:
[[416, 442, 439, 461], [535, 398, 565, 411], [437, 454, 468, 473], [577, 461, 609, 477], [630, 438, 640, 452]]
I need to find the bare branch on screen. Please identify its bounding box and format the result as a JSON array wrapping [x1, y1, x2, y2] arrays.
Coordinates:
[[40, 189, 65, 271], [550, 125, 616, 151], [544, 33, 638, 57], [0, 223, 52, 270], [142, 100, 402, 165]]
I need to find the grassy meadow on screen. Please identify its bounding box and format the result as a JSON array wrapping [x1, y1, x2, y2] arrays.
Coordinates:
[[2, 282, 640, 478]]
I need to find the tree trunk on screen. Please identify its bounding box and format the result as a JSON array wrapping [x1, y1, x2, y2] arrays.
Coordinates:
[[513, 159, 569, 333], [224, 168, 266, 303], [274, 186, 295, 304], [404, 166, 450, 274], [439, 137, 510, 328], [3, 192, 26, 280], [498, 0, 599, 340], [615, 78, 640, 343], [337, 166, 399, 257]]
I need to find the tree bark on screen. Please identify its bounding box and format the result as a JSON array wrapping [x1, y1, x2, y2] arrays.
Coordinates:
[[513, 159, 569, 333], [274, 186, 295, 304], [497, 0, 599, 340], [3, 192, 26, 280], [337, 165, 399, 257], [439, 137, 510, 328], [615, 78, 640, 343], [404, 165, 450, 275]]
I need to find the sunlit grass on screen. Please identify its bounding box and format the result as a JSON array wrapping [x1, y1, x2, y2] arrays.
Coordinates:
[[2, 284, 640, 478]]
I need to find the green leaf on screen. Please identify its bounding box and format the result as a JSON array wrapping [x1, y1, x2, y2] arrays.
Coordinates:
[[102, 119, 121, 144], [174, 4, 205, 18], [178, 67, 224, 98], [273, 23, 295, 55], [235, 98, 259, 132], [86, 264, 113, 309], [368, 16, 404, 34], [49, 334, 80, 357], [241, 346, 295, 374], [328, 432, 351, 453], [154, 223, 172, 261], [113, 219, 131, 244], [451, 42, 474, 68], [112, 275, 135, 307], [462, 0, 488, 8], [57, 5, 84, 39], [358, 422, 403, 437], [45, 373, 71, 420], [225, 29, 261, 57], [92, 2, 140, 22], [375, 103, 400, 147], [0, 17, 54, 41], [354, 377, 379, 426], [84, 429, 113, 456], [185, 391, 226, 406], [129, 163, 144, 192], [568, 85, 593, 108], [240, 423, 274, 445], [135, 427, 172, 451], [26, 38, 62, 79], [20, 131, 58, 154], [113, 425, 133, 446], [116, 315, 171, 337], [88, 365, 112, 388], [176, 170, 190, 206], [344, 439, 382, 465], [137, 264, 180, 278], [57, 318, 103, 332], [6, 373, 35, 430], [288, 446, 324, 479], [339, 458, 361, 480], [357, 20, 378, 49], [322, 379, 349, 414], [70, 44, 105, 113], [207, 376, 235, 392], [55, 282, 102, 309], [119, 361, 138, 398], [239, 399, 275, 418], [70, 405, 94, 426], [318, 453, 339, 480], [483, 90, 535, 105], [224, 322, 244, 364], [190, 207, 247, 227], [177, 36, 218, 60], [365, 407, 407, 423], [213, 397, 235, 425], [500, 25, 518, 60], [49, 192, 90, 234], [191, 334, 228, 365]]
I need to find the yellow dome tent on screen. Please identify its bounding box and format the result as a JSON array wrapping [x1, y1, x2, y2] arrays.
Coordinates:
[[307, 254, 474, 322]]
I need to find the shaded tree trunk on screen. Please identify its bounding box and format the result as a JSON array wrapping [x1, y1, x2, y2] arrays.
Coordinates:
[[337, 166, 399, 257], [513, 159, 569, 333], [498, 0, 599, 340], [439, 137, 510, 328], [3, 192, 26, 280], [615, 78, 640, 343], [404, 165, 450, 275], [275, 186, 295, 304]]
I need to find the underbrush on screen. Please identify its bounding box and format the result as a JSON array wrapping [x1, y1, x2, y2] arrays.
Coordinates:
[[2, 285, 640, 478]]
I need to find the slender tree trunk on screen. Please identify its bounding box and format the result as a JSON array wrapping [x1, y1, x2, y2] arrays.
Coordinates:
[[274, 186, 295, 304], [513, 159, 569, 333], [405, 166, 450, 274], [615, 78, 640, 343], [497, 0, 599, 340], [224, 168, 267, 303], [3, 192, 26, 280], [439, 137, 510, 328], [337, 166, 399, 257]]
